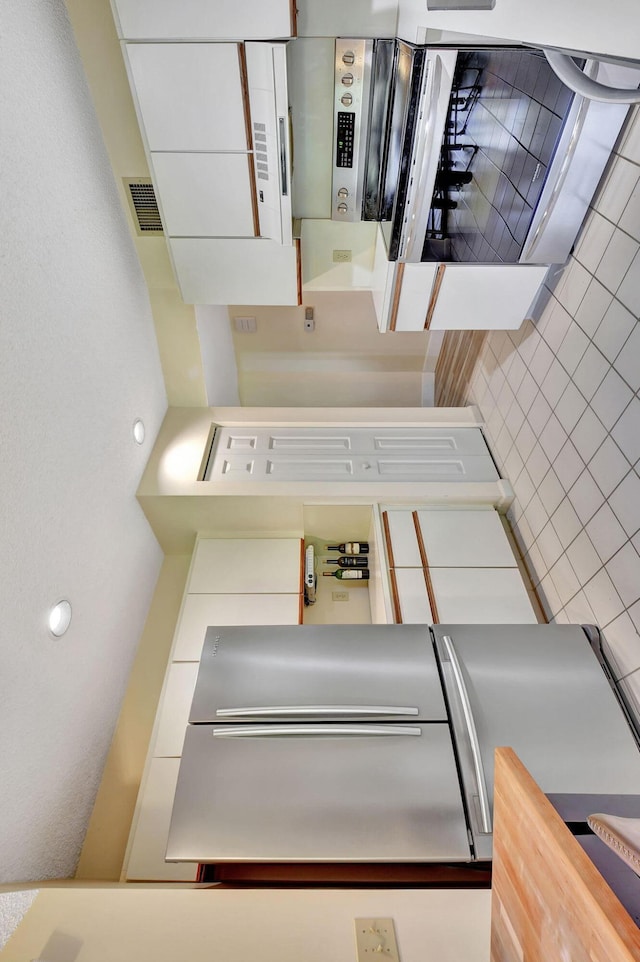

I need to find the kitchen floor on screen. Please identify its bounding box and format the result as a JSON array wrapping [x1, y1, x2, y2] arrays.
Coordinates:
[[462, 106, 640, 714]]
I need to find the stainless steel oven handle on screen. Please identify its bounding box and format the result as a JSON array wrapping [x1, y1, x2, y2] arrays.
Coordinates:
[[216, 705, 419, 717], [278, 116, 288, 196], [441, 634, 492, 834], [403, 56, 442, 261], [212, 725, 422, 737], [522, 63, 595, 260]]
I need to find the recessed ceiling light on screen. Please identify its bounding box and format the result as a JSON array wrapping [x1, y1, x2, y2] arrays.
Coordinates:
[[133, 419, 145, 444], [49, 600, 72, 637]]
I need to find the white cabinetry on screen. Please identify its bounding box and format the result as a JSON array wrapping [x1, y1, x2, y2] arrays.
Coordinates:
[[111, 0, 294, 40], [170, 237, 300, 305], [124, 43, 248, 151], [383, 507, 537, 625], [385, 263, 549, 332], [123, 537, 302, 882]]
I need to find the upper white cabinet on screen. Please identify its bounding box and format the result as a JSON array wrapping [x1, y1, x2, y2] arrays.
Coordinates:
[[111, 0, 295, 40], [189, 538, 302, 595], [150, 153, 256, 238], [123, 43, 248, 152], [415, 509, 517, 568]]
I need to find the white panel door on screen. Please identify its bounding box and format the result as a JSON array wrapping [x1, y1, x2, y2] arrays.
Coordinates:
[[151, 153, 255, 237], [384, 510, 422, 567], [173, 593, 301, 661], [415, 509, 517, 567], [125, 758, 197, 881], [207, 426, 499, 483], [154, 662, 199, 757], [392, 263, 439, 331], [170, 237, 300, 305], [112, 0, 293, 40], [392, 568, 434, 624], [124, 43, 248, 151], [429, 264, 549, 331], [430, 568, 538, 623], [189, 538, 302, 594]]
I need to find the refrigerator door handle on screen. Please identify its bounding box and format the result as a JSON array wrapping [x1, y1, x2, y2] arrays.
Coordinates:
[[215, 705, 420, 717], [212, 725, 422, 737], [441, 635, 492, 834]]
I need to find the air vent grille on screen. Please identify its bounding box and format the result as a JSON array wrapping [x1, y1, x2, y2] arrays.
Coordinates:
[[253, 123, 269, 181], [124, 178, 163, 234]]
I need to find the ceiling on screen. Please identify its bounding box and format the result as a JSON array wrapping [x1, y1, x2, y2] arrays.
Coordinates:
[[0, 0, 169, 882]]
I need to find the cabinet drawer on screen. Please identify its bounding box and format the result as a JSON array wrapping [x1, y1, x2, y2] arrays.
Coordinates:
[[415, 509, 517, 568], [390, 568, 434, 625], [429, 568, 538, 624], [189, 538, 302, 594], [173, 592, 302, 661], [154, 662, 199, 757], [126, 758, 198, 881]]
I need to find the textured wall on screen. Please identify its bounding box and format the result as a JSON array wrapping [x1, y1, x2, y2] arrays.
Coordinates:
[[0, 0, 167, 881]]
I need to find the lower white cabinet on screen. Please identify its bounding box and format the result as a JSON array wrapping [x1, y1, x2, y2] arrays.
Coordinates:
[[126, 758, 198, 882], [112, 0, 294, 40], [189, 538, 302, 594], [415, 508, 517, 567], [386, 262, 549, 331], [154, 663, 200, 758], [173, 592, 301, 661], [430, 568, 538, 624], [391, 567, 434, 624], [169, 237, 300, 305]]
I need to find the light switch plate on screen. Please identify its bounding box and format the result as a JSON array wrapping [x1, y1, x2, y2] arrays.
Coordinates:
[[354, 918, 400, 962]]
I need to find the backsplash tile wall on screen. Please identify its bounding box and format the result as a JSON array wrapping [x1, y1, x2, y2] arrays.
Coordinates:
[[465, 106, 640, 719]]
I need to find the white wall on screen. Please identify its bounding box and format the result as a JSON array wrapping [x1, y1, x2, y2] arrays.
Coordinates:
[[0, 0, 167, 882], [2, 887, 491, 962]]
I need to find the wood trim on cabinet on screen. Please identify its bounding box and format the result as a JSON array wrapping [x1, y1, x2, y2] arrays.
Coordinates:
[[298, 539, 305, 596], [412, 512, 440, 623], [237, 45, 260, 238], [388, 263, 405, 332], [289, 0, 298, 35], [247, 154, 260, 237], [388, 568, 402, 624], [424, 264, 447, 330], [381, 511, 395, 568], [296, 238, 302, 305]]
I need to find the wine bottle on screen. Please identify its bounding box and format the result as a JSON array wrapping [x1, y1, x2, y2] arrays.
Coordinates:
[[323, 568, 369, 580], [327, 542, 369, 555], [324, 555, 368, 568]]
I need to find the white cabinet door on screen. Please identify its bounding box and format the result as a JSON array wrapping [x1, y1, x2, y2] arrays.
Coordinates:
[[415, 509, 517, 568], [383, 511, 422, 568], [170, 237, 300, 305], [189, 538, 302, 595], [428, 264, 549, 331], [126, 758, 197, 881], [154, 663, 200, 757], [150, 152, 256, 238], [124, 43, 248, 151], [430, 568, 538, 623], [391, 568, 433, 624], [173, 593, 302, 661], [389, 263, 439, 332], [112, 0, 293, 40]]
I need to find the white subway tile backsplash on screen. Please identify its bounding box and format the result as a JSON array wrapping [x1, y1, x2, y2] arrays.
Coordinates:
[[595, 154, 640, 224], [570, 407, 607, 464], [526, 442, 551, 488], [553, 439, 585, 491], [540, 299, 574, 354], [555, 382, 587, 434], [619, 181, 640, 244], [527, 391, 553, 437], [618, 107, 640, 165], [606, 542, 640, 609], [538, 414, 567, 463], [540, 359, 570, 408], [573, 278, 613, 339], [551, 497, 583, 549], [595, 227, 639, 295], [556, 322, 590, 375], [549, 552, 581, 607], [555, 259, 592, 315], [583, 567, 625, 628], [537, 520, 564, 571], [537, 467, 565, 517], [600, 612, 640, 679], [616, 249, 640, 318], [609, 470, 640, 538], [573, 209, 616, 274], [567, 469, 604, 525], [571, 343, 609, 402], [563, 589, 597, 626], [565, 530, 602, 584], [611, 398, 640, 467]]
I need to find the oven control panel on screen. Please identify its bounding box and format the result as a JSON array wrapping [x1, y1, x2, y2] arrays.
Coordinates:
[[332, 39, 372, 221]]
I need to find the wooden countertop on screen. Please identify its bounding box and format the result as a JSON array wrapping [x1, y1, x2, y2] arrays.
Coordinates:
[[492, 747, 640, 962]]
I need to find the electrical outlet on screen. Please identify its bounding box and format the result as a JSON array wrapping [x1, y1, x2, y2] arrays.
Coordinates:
[[332, 591, 349, 602], [355, 919, 400, 962], [333, 249, 352, 262]]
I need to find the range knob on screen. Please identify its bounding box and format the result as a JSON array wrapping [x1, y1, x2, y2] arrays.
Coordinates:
[[337, 188, 349, 199], [341, 73, 354, 87], [340, 93, 353, 106], [342, 50, 356, 66], [337, 203, 348, 214]]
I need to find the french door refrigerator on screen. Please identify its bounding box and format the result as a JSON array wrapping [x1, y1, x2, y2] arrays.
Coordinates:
[[166, 623, 640, 865]]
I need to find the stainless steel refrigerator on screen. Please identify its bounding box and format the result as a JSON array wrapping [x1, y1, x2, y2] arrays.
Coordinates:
[[166, 623, 640, 865]]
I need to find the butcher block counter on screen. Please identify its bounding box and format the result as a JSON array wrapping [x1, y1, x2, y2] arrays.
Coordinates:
[[492, 748, 640, 962]]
